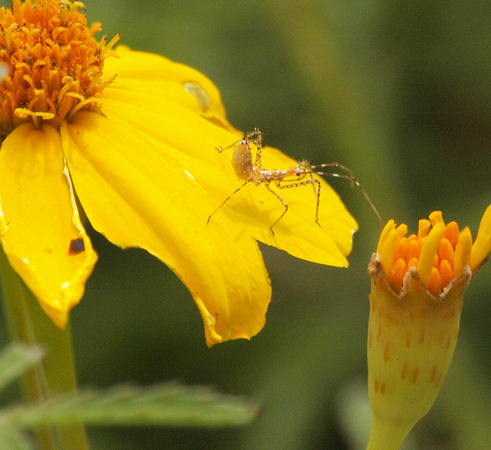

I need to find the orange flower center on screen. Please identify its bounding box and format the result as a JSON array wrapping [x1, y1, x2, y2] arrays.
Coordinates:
[[387, 220, 461, 296], [0, 0, 118, 139], [378, 206, 491, 297]]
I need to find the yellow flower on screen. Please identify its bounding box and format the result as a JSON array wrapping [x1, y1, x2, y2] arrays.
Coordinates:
[[0, 1, 358, 346], [366, 206, 491, 449]]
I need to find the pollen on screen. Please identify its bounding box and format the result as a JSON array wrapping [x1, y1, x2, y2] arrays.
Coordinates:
[[0, 0, 119, 139], [378, 213, 477, 296]]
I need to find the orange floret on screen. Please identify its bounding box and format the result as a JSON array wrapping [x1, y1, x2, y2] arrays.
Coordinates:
[[388, 258, 407, 293], [438, 238, 455, 270], [439, 259, 453, 289], [427, 266, 442, 296], [378, 211, 489, 296], [443, 221, 460, 249]]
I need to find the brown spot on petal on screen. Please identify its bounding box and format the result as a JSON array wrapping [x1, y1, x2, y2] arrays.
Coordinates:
[[69, 238, 85, 255], [412, 367, 419, 384]]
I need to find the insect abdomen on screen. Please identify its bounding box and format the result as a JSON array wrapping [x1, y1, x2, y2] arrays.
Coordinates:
[[232, 142, 256, 181]]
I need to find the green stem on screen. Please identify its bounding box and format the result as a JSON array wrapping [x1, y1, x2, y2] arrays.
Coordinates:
[[366, 415, 412, 450], [0, 247, 89, 450]]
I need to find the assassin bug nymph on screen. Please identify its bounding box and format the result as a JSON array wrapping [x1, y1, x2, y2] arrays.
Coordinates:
[[207, 129, 381, 234]]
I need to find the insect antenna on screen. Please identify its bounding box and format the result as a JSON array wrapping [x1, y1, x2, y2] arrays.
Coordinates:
[[215, 128, 262, 154], [215, 140, 239, 153], [309, 163, 382, 226]]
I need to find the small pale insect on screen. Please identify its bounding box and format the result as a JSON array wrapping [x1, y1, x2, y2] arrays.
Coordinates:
[[207, 129, 381, 234]]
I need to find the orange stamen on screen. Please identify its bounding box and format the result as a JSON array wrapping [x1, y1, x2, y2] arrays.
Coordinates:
[[427, 267, 442, 297], [439, 259, 453, 289], [393, 237, 409, 262], [388, 258, 407, 293], [0, 0, 119, 138], [444, 222, 460, 249], [438, 238, 454, 270], [407, 236, 420, 260], [433, 253, 439, 268], [378, 211, 486, 296]]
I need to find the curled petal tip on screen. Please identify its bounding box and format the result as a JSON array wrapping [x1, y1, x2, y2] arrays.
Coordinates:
[[470, 204, 491, 271], [417, 221, 445, 287]]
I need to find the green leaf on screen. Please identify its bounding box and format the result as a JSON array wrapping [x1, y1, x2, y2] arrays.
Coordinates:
[[0, 382, 261, 430], [0, 343, 44, 393], [0, 427, 32, 450]]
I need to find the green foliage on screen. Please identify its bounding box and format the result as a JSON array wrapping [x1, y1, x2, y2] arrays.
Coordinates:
[[0, 344, 44, 392], [0, 344, 260, 448]]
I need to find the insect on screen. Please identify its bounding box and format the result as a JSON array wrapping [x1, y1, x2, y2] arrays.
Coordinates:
[[207, 129, 382, 234]]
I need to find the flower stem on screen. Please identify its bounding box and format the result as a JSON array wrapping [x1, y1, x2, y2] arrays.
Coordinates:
[[0, 247, 89, 450], [367, 415, 412, 450]]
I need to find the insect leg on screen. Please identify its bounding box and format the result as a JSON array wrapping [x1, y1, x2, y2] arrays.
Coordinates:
[[278, 178, 322, 226], [207, 180, 250, 224], [246, 128, 263, 170], [311, 170, 382, 226], [264, 183, 288, 234], [310, 162, 355, 187], [243, 128, 262, 143]]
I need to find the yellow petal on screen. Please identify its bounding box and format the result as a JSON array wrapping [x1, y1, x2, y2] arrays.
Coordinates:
[[100, 48, 358, 266], [418, 219, 431, 238], [417, 221, 445, 287], [106, 46, 230, 124], [377, 219, 395, 255], [61, 113, 271, 346], [453, 227, 472, 277], [428, 210, 443, 227], [379, 224, 407, 277], [469, 204, 491, 271], [0, 123, 97, 327]]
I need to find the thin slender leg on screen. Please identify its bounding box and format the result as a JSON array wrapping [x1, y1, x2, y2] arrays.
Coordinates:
[[277, 178, 322, 226], [207, 181, 250, 224], [311, 170, 382, 226], [264, 184, 288, 234], [311, 162, 354, 187]]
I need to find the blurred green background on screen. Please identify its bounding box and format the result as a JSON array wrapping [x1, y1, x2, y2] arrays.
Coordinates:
[[1, 0, 490, 448]]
